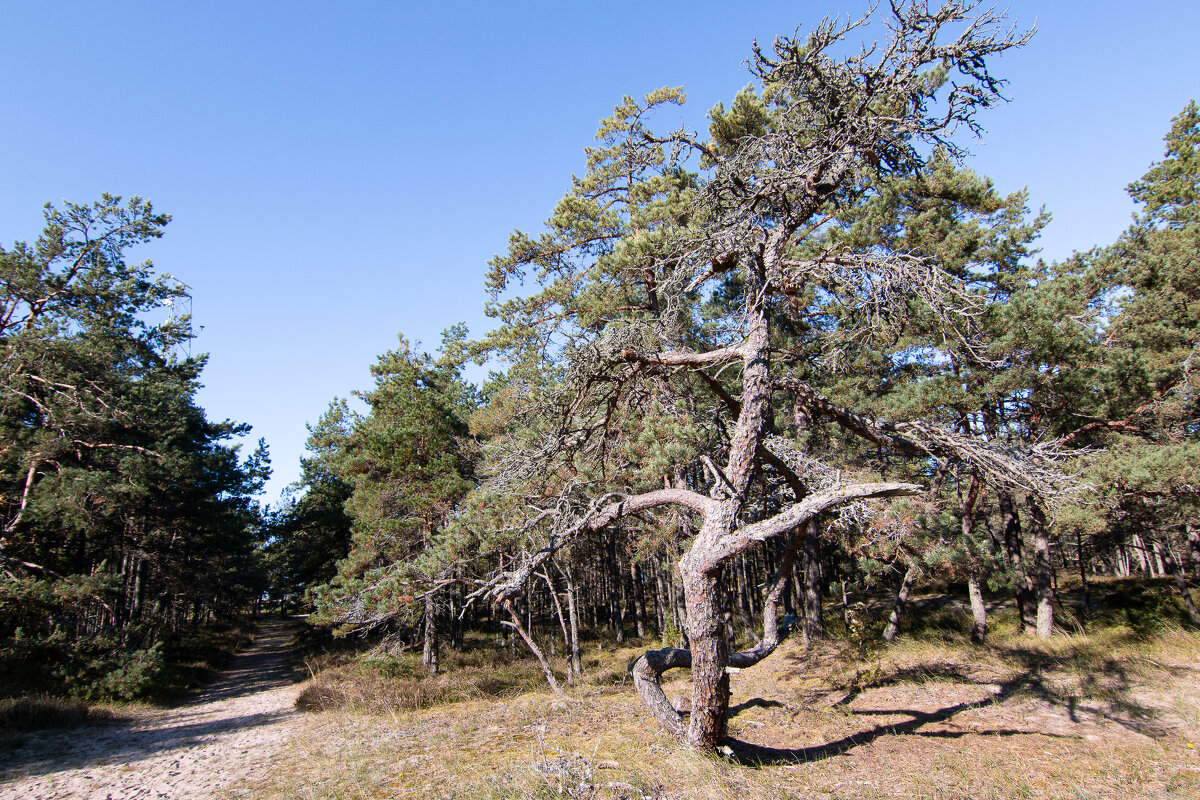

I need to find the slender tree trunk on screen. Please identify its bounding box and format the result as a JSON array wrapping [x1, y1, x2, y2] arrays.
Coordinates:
[[968, 573, 988, 644], [613, 534, 627, 643], [559, 562, 582, 679], [841, 580, 852, 631], [1159, 534, 1200, 626], [957, 472, 988, 643], [1187, 522, 1200, 580], [1076, 527, 1090, 623], [882, 563, 918, 643], [1151, 540, 1168, 577], [1028, 497, 1054, 640], [541, 569, 574, 685], [673, 567, 689, 648], [653, 563, 667, 636], [800, 518, 824, 646], [734, 553, 757, 644], [1131, 534, 1150, 575], [502, 600, 565, 697], [1000, 492, 1035, 634], [630, 560, 647, 639]]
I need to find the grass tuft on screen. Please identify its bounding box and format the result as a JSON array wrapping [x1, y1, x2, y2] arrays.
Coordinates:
[[0, 695, 110, 732]]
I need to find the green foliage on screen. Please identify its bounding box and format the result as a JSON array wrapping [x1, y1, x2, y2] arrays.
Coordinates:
[[264, 400, 356, 604], [1, 195, 269, 698], [1062, 101, 1200, 541], [308, 329, 478, 636]]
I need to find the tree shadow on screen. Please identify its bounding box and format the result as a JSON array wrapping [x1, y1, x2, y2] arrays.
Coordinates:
[[0, 709, 292, 781], [726, 643, 1179, 766], [729, 697, 785, 716], [726, 689, 1057, 766]]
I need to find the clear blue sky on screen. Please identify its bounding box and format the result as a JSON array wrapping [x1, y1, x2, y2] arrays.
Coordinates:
[[3, 1, 1197, 502]]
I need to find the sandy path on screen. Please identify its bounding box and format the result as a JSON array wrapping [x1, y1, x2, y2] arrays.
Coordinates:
[[0, 620, 306, 800]]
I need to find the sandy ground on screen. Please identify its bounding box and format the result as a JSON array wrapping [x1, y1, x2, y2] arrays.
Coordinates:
[[0, 620, 304, 800]]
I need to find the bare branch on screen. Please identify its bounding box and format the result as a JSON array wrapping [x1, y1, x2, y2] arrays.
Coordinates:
[[707, 481, 922, 566]]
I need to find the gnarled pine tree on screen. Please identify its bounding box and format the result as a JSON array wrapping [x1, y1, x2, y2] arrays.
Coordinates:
[[473, 1, 1049, 751]]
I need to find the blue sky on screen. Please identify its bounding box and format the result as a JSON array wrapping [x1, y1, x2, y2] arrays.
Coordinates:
[[3, 1, 1197, 502]]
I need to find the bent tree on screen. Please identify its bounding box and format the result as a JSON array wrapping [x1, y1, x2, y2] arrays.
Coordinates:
[[473, 1, 1044, 751]]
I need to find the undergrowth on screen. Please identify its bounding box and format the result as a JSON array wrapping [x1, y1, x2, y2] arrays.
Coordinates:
[[0, 615, 256, 737], [268, 578, 1200, 800]]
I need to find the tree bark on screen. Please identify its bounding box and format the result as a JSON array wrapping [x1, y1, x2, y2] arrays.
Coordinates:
[[1159, 534, 1200, 626], [559, 562, 583, 679], [1187, 522, 1200, 580], [968, 573, 987, 643], [882, 563, 918, 643], [631, 560, 647, 639], [800, 518, 825, 646], [422, 595, 439, 675], [1000, 492, 1035, 634], [1075, 526, 1090, 623], [540, 569, 574, 685], [680, 540, 731, 748], [1028, 496, 1054, 640]]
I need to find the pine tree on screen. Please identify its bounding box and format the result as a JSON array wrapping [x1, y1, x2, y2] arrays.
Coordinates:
[[470, 1, 1042, 750], [310, 329, 477, 672]]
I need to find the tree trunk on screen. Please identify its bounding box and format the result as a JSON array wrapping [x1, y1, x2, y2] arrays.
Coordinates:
[[559, 562, 583, 679], [502, 600, 565, 697], [968, 573, 987, 644], [541, 569, 574, 685], [680, 557, 729, 749], [422, 595, 439, 675], [1000, 492, 1035, 634], [734, 553, 757, 644], [1151, 540, 1168, 577], [631, 560, 647, 639], [800, 518, 824, 646], [881, 563, 918, 643], [653, 562, 667, 636], [1159, 535, 1200, 626], [1131, 534, 1150, 575], [1028, 497, 1053, 640], [1187, 522, 1200, 580], [680, 570, 729, 748], [630, 525, 809, 749], [1075, 527, 1090, 623]]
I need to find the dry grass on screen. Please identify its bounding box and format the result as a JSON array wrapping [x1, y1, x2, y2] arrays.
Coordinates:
[[238, 617, 1200, 800], [0, 696, 100, 732], [293, 638, 565, 715]]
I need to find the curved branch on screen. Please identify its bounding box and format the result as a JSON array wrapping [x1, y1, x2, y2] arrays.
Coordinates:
[[630, 646, 691, 738], [708, 481, 922, 566], [482, 487, 715, 603]]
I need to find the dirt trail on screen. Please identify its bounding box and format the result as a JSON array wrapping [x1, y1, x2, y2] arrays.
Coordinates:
[[0, 619, 306, 800]]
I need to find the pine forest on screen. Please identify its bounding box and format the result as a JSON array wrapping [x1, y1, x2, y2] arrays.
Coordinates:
[[2, 2, 1199, 798]]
